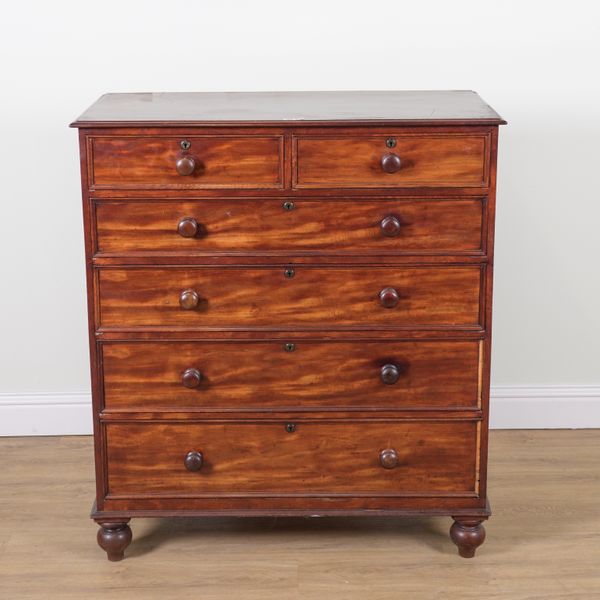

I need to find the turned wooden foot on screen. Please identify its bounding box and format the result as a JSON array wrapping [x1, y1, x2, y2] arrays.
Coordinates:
[[450, 518, 486, 558], [97, 521, 132, 561]]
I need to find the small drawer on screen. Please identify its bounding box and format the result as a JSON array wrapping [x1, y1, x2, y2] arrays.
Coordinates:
[[88, 134, 283, 189], [294, 133, 488, 188], [97, 265, 483, 330], [105, 420, 478, 497], [101, 340, 481, 411], [94, 198, 484, 256]]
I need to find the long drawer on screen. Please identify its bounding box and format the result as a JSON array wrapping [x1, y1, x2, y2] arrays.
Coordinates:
[[97, 266, 483, 330], [105, 420, 478, 497], [101, 340, 481, 411], [94, 198, 484, 256]]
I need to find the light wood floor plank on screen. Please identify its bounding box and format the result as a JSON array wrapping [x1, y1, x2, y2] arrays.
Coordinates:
[[0, 430, 598, 599]]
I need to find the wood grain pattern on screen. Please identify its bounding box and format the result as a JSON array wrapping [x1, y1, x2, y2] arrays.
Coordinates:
[[89, 135, 283, 189], [100, 340, 481, 411], [93, 198, 484, 256], [97, 266, 483, 330], [294, 134, 488, 188], [72, 92, 504, 560], [105, 420, 478, 497]]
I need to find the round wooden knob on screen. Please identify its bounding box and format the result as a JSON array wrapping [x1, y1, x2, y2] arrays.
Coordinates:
[[380, 448, 399, 469], [381, 153, 402, 174], [177, 217, 199, 238], [176, 156, 196, 176], [179, 289, 199, 310], [380, 216, 401, 237], [184, 451, 203, 472], [182, 368, 202, 389], [379, 287, 400, 308], [380, 364, 400, 385]]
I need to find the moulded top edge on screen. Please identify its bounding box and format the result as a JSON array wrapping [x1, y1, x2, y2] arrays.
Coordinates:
[[70, 91, 506, 127]]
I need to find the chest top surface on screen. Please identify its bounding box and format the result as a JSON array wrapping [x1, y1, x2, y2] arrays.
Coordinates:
[[71, 90, 505, 127]]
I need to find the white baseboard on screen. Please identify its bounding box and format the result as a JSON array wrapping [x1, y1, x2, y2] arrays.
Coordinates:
[[1, 386, 599, 436], [0, 392, 93, 436], [489, 385, 600, 429]]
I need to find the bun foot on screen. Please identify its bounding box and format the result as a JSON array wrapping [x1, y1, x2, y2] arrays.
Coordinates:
[[450, 518, 486, 558], [97, 521, 132, 561]]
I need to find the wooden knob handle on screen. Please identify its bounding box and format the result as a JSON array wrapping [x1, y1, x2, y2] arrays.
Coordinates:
[[381, 153, 402, 174], [177, 217, 199, 238], [179, 289, 199, 310], [380, 364, 401, 385], [184, 451, 203, 472], [380, 448, 399, 469], [182, 368, 203, 389], [176, 156, 196, 176], [379, 287, 399, 308], [380, 215, 401, 237]]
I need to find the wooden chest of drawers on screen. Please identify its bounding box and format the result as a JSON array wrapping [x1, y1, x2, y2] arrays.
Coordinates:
[[72, 91, 504, 561]]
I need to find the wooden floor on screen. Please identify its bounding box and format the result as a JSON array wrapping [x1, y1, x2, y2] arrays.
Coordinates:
[[1, 431, 598, 599]]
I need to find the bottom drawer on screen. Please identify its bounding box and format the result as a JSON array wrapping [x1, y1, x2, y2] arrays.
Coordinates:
[[105, 420, 478, 498]]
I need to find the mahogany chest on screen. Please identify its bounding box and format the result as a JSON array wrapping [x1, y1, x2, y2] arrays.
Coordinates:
[[71, 91, 505, 560]]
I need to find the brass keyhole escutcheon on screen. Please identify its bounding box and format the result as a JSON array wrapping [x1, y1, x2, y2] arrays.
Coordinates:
[[284, 268, 295, 279], [284, 343, 295, 352], [283, 201, 295, 211], [386, 138, 396, 148], [180, 140, 191, 150], [285, 423, 297, 433]]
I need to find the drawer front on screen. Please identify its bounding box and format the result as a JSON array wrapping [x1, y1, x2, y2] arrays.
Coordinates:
[[97, 266, 482, 329], [88, 135, 283, 189], [102, 340, 481, 411], [94, 198, 484, 255], [294, 134, 488, 188], [105, 421, 478, 496]]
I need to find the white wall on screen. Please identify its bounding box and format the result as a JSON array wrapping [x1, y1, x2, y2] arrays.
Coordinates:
[[1, 0, 599, 433]]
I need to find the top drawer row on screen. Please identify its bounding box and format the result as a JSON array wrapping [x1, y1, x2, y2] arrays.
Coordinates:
[[85, 131, 491, 190]]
